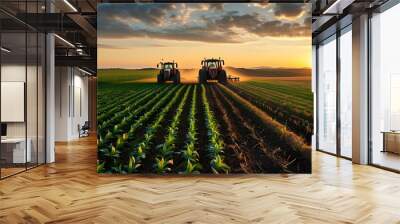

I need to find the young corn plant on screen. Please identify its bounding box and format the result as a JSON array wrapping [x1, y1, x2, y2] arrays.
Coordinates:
[[182, 159, 202, 174], [201, 84, 230, 174], [99, 85, 173, 143], [157, 85, 192, 165], [210, 155, 230, 174], [181, 85, 202, 174], [98, 135, 105, 149], [154, 157, 173, 174], [99, 145, 121, 173], [97, 90, 148, 124], [111, 163, 124, 174], [115, 133, 129, 151], [104, 145, 119, 159], [126, 85, 180, 140], [97, 88, 150, 124], [125, 155, 141, 173], [182, 143, 199, 164], [98, 87, 157, 121], [97, 161, 105, 173], [98, 87, 159, 137], [133, 86, 186, 171], [100, 85, 179, 170], [158, 132, 175, 158]]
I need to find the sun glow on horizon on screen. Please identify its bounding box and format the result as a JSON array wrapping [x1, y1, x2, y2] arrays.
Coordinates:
[[98, 37, 311, 70], [98, 3, 311, 70]]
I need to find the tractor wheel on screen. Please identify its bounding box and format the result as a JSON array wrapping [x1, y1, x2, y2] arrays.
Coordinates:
[[198, 69, 207, 84], [157, 73, 164, 84], [174, 71, 181, 84], [218, 70, 227, 84]]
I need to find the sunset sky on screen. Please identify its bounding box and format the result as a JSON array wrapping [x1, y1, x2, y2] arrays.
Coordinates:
[[98, 3, 311, 69]]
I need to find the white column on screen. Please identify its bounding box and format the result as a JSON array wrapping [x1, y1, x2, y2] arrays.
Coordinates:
[[352, 14, 369, 164], [46, 33, 55, 163], [45, 0, 55, 163]]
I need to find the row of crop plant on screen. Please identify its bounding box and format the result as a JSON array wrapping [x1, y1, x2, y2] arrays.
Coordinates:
[[98, 87, 155, 125], [226, 83, 313, 143], [98, 85, 173, 140], [154, 86, 192, 174], [201, 85, 230, 174], [98, 83, 310, 174], [98, 84, 231, 174], [180, 85, 201, 174]]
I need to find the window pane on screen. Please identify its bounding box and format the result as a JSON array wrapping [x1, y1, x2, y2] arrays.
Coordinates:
[[340, 28, 352, 158], [27, 31, 38, 169], [318, 36, 337, 154], [38, 33, 45, 165], [371, 4, 400, 171], [1, 31, 27, 177]]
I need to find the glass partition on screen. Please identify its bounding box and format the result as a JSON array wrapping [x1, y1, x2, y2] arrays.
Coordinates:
[[0, 1, 46, 179], [339, 27, 352, 158], [1, 31, 28, 178], [317, 35, 337, 154], [27, 31, 38, 169], [38, 32, 45, 165], [370, 3, 400, 171]]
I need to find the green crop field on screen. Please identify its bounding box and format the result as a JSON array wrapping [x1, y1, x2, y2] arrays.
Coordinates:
[[228, 79, 313, 143], [97, 69, 312, 174], [98, 69, 157, 85]]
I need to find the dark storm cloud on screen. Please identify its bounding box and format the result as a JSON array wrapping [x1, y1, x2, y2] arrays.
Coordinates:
[[98, 3, 223, 26], [209, 3, 224, 11], [182, 3, 224, 11], [105, 26, 240, 43], [98, 3, 175, 26], [208, 12, 310, 38], [273, 4, 305, 18], [98, 4, 310, 43], [253, 20, 309, 37], [98, 43, 167, 49]]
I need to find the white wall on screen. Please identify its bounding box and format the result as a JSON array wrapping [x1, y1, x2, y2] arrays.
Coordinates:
[[1, 82, 25, 122], [54, 67, 89, 141], [72, 72, 89, 138], [1, 65, 28, 138], [1, 63, 46, 164], [1, 64, 26, 81], [1, 65, 25, 143], [55, 66, 70, 141]]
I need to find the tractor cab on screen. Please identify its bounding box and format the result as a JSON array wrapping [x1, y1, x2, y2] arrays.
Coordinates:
[[159, 62, 177, 70], [198, 58, 227, 84], [157, 61, 180, 84], [201, 59, 224, 70]]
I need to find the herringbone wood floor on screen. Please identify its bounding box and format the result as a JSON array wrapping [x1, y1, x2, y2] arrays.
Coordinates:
[[0, 136, 399, 224]]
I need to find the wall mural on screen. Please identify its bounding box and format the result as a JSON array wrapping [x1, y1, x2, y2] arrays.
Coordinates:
[[97, 3, 313, 174]]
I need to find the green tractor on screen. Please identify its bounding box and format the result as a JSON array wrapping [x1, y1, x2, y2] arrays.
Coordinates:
[[157, 61, 180, 84], [198, 58, 227, 84]]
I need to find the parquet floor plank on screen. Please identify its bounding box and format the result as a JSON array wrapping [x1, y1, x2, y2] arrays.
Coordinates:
[[0, 136, 399, 223]]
